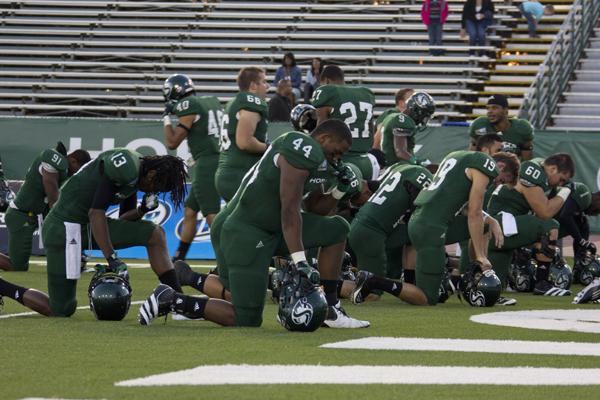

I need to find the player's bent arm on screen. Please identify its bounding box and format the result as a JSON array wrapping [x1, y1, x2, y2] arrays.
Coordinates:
[[41, 169, 60, 208], [164, 113, 194, 150], [88, 176, 118, 259], [118, 195, 142, 221], [315, 106, 332, 125], [466, 168, 491, 268], [303, 189, 338, 216], [372, 124, 383, 150], [520, 184, 566, 219], [278, 154, 310, 254], [393, 135, 412, 162], [235, 109, 267, 153]]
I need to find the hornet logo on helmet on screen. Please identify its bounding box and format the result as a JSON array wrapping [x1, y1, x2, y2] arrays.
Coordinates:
[[291, 297, 314, 327], [469, 290, 486, 307]]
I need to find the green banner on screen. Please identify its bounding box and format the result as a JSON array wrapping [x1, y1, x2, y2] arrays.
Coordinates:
[[1, 117, 598, 231]]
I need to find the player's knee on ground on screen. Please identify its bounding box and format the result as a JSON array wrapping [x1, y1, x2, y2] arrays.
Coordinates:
[[49, 292, 77, 317], [233, 306, 263, 327]]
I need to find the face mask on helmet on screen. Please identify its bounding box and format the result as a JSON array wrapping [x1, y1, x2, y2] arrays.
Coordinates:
[[290, 104, 318, 133], [405, 92, 435, 128], [574, 253, 600, 286], [88, 272, 132, 321], [460, 264, 501, 307], [163, 74, 195, 102], [277, 265, 328, 332]]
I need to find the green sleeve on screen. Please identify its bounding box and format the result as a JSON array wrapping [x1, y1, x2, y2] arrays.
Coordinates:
[[102, 149, 141, 187], [469, 152, 499, 180], [519, 159, 546, 188], [310, 85, 336, 108], [174, 96, 203, 118], [41, 149, 68, 173], [572, 182, 592, 211], [239, 93, 268, 118], [515, 119, 534, 142], [383, 113, 417, 138], [279, 132, 325, 171], [403, 165, 433, 190]]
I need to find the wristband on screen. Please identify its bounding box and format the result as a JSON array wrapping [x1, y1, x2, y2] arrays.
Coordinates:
[[331, 187, 344, 200], [162, 115, 171, 127], [556, 187, 571, 202], [290, 251, 307, 264]]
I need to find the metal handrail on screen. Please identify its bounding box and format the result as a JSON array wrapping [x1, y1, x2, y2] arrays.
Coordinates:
[[518, 0, 600, 129]]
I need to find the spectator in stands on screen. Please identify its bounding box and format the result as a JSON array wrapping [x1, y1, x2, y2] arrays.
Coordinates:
[[421, 0, 449, 56], [518, 1, 555, 38], [304, 57, 323, 103], [460, 0, 494, 56], [274, 52, 302, 102], [268, 78, 293, 122]]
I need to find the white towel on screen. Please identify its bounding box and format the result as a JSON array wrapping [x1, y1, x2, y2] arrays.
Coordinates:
[[64, 221, 81, 280], [499, 212, 518, 237], [37, 214, 44, 249]]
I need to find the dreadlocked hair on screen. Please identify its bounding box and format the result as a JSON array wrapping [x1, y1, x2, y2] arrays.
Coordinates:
[[140, 155, 188, 210]]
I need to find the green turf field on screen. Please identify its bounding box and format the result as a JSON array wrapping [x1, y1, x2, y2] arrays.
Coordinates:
[[2, 258, 599, 400]]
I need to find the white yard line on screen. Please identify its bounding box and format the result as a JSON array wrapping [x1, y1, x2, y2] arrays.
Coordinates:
[[470, 309, 600, 334], [114, 364, 600, 386], [0, 300, 144, 319]]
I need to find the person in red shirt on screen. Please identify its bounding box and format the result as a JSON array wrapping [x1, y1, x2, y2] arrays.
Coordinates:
[[422, 0, 449, 56]]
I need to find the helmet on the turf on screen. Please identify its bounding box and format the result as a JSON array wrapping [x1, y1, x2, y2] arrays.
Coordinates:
[[290, 104, 318, 133], [574, 251, 600, 286], [88, 272, 132, 321], [405, 91, 435, 127], [460, 263, 501, 307], [163, 74, 195, 102], [548, 260, 573, 290], [278, 267, 327, 332], [508, 247, 536, 292]]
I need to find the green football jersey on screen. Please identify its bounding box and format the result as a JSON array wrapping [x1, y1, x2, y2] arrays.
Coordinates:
[[311, 84, 376, 153], [487, 184, 531, 216], [173, 95, 223, 160], [218, 91, 269, 170], [469, 117, 534, 155], [380, 112, 417, 165], [229, 131, 328, 233], [376, 107, 398, 126], [355, 163, 433, 235], [519, 158, 549, 191], [414, 150, 499, 225], [50, 148, 141, 224], [13, 148, 68, 215]]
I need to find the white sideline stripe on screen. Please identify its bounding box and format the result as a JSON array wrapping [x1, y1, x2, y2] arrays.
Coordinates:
[[21, 398, 106, 400], [320, 337, 600, 356], [115, 364, 600, 386], [0, 301, 144, 319], [28, 259, 217, 269], [471, 309, 600, 334]]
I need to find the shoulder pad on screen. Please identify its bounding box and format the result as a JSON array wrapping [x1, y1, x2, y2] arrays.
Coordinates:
[[310, 85, 336, 107], [239, 93, 268, 115], [519, 160, 546, 188], [279, 132, 325, 171], [174, 96, 202, 117], [41, 149, 68, 171], [102, 149, 140, 187]]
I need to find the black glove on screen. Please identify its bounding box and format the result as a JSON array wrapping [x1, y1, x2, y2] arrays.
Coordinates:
[[107, 254, 128, 280], [295, 260, 320, 285], [163, 101, 176, 117], [139, 193, 159, 215]]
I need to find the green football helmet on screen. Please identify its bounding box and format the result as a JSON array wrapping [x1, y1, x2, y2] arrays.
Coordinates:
[[163, 74, 195, 102], [88, 272, 132, 321], [277, 267, 328, 332], [574, 251, 600, 286], [290, 104, 317, 133], [548, 260, 573, 290], [405, 91, 435, 127], [508, 247, 536, 292], [460, 264, 501, 307]]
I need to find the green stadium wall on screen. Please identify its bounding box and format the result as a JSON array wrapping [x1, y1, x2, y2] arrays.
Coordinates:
[[1, 117, 598, 232]]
